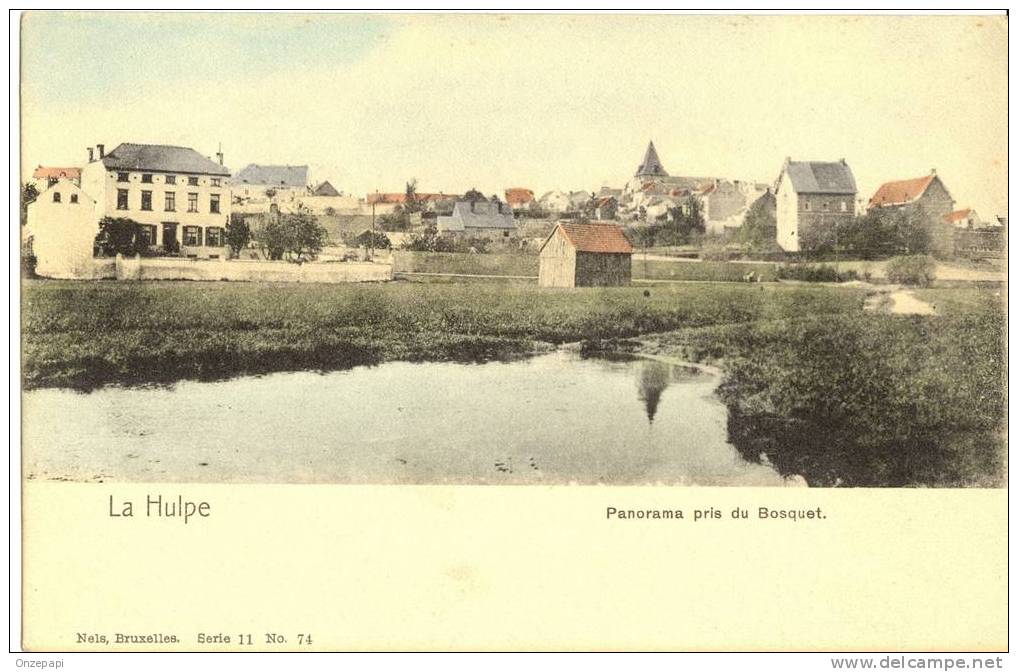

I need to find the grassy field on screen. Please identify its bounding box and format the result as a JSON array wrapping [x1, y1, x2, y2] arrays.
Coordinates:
[[23, 279, 864, 390], [22, 279, 1004, 487], [392, 250, 779, 282], [641, 286, 1006, 487]]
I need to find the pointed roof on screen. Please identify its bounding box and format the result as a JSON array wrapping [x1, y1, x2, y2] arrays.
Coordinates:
[[33, 166, 81, 180], [542, 222, 633, 254], [636, 141, 668, 177], [312, 180, 340, 197], [868, 173, 942, 208]]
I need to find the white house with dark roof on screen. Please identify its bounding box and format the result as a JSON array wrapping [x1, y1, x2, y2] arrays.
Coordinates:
[[24, 179, 102, 278], [773, 157, 857, 252], [78, 142, 232, 257], [231, 164, 310, 202]]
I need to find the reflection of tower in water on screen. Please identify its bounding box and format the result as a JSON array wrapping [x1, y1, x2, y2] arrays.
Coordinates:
[[637, 360, 671, 424]]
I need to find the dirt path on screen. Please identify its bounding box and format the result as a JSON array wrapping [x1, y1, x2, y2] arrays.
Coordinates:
[[864, 287, 937, 315]]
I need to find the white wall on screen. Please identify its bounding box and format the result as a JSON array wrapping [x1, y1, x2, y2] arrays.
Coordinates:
[[25, 180, 102, 279]]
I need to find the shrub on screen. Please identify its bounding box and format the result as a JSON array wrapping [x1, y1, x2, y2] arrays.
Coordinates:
[[776, 264, 841, 282], [885, 255, 936, 287]]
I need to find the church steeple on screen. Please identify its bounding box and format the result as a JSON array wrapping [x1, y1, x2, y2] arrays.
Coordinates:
[[636, 140, 668, 178]]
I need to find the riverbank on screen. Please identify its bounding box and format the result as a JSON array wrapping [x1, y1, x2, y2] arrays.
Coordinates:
[[635, 286, 1006, 487], [22, 279, 864, 390]]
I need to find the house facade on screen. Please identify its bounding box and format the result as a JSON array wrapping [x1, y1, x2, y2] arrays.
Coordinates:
[[774, 157, 857, 252], [436, 199, 516, 239], [79, 142, 233, 258], [231, 164, 310, 204], [24, 179, 102, 278], [867, 171, 955, 256], [538, 222, 633, 288], [944, 208, 982, 229], [505, 188, 535, 212]]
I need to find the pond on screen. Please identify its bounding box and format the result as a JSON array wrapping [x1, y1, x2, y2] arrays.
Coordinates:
[[23, 351, 790, 486]]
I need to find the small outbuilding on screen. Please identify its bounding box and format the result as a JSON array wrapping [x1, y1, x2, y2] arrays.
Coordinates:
[[538, 222, 633, 288]]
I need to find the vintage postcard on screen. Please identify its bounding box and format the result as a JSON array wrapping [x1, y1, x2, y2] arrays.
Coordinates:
[[15, 11, 1008, 655]]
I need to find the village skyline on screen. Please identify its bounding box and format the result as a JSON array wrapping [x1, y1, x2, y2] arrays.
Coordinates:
[[21, 13, 1008, 218]]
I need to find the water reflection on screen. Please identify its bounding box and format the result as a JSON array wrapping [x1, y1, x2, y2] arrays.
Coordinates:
[[637, 361, 670, 423]]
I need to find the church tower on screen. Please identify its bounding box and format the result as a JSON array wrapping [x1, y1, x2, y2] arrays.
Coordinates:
[[635, 141, 668, 178]]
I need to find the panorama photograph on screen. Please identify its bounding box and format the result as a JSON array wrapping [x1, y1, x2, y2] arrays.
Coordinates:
[[20, 12, 1007, 487]]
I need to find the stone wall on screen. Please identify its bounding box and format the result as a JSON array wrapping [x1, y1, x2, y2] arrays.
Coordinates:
[[111, 255, 392, 283]]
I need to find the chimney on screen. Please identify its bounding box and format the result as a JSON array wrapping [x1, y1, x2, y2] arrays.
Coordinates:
[[840, 158, 846, 165], [97, 143, 105, 158], [87, 147, 94, 162], [216, 143, 224, 166], [470, 200, 475, 213], [931, 168, 937, 175]]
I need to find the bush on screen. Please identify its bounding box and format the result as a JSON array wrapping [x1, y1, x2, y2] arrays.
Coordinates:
[[885, 255, 936, 287], [699, 240, 730, 262], [776, 264, 842, 282]]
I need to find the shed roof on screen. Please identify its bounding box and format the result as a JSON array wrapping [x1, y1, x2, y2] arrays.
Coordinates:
[[312, 180, 341, 197], [944, 208, 973, 223], [101, 143, 230, 176], [545, 222, 633, 254], [781, 159, 856, 195]]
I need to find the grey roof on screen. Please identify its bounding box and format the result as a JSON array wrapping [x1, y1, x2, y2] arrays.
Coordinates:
[[312, 180, 340, 197], [439, 201, 515, 231], [636, 141, 668, 177], [782, 160, 857, 195], [101, 143, 230, 176], [232, 164, 309, 187]]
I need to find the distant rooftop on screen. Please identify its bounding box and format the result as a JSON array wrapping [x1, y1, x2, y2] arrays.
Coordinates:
[[232, 164, 309, 187]]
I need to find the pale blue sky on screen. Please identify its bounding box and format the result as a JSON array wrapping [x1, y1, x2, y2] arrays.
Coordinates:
[[20, 13, 1009, 217]]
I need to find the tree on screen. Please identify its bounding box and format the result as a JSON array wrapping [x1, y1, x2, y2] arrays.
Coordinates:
[[94, 217, 143, 257], [225, 214, 253, 256], [463, 188, 486, 204], [256, 205, 327, 262], [738, 193, 777, 251], [403, 178, 421, 214], [351, 229, 391, 250], [21, 182, 39, 227]]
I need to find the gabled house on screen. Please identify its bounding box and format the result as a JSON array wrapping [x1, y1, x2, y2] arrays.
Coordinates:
[[774, 157, 857, 252], [538, 190, 572, 213], [31, 166, 81, 191], [504, 188, 536, 212], [436, 199, 515, 238], [79, 142, 232, 257], [232, 164, 310, 201], [868, 171, 956, 256], [538, 222, 633, 288], [944, 208, 982, 229], [24, 179, 101, 278]]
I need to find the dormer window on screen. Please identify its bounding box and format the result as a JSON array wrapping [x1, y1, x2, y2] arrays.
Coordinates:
[[117, 172, 129, 183], [211, 178, 221, 187], [141, 174, 153, 183], [188, 176, 199, 186]]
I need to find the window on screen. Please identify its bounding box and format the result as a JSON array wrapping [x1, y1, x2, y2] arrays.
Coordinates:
[[141, 174, 153, 183], [840, 201, 848, 212], [804, 201, 811, 212], [822, 202, 829, 211], [165, 192, 176, 212], [117, 172, 129, 183], [70, 194, 78, 204], [52, 192, 61, 203], [138, 225, 157, 247], [205, 227, 224, 247], [503, 230, 510, 237], [211, 178, 221, 187], [141, 190, 153, 211], [188, 176, 199, 186], [48, 177, 58, 187], [210, 194, 221, 214], [117, 189, 129, 210], [183, 226, 202, 246], [165, 175, 176, 185], [188, 193, 199, 212]]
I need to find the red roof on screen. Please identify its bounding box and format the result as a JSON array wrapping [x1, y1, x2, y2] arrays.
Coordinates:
[[504, 188, 535, 205], [944, 208, 972, 223], [367, 192, 458, 204], [868, 174, 936, 208], [33, 166, 80, 180], [554, 222, 633, 254]]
